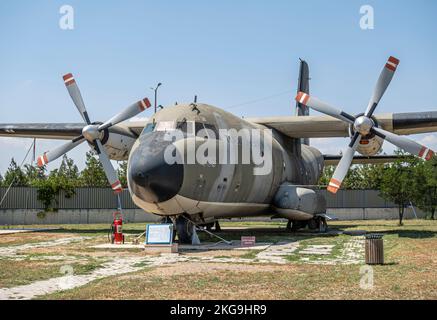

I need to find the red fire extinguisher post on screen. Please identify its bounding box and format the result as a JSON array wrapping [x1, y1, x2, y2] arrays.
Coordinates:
[[111, 211, 124, 244], [109, 194, 125, 244]]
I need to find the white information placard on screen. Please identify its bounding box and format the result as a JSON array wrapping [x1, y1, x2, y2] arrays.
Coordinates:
[[146, 224, 173, 245]]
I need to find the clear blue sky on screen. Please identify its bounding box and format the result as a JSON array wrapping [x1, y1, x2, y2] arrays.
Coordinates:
[[1, 0, 437, 174]]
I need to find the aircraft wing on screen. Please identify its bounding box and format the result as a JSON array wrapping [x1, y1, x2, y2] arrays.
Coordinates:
[[0, 123, 84, 140], [323, 154, 408, 166], [0, 122, 142, 140], [247, 111, 437, 138]]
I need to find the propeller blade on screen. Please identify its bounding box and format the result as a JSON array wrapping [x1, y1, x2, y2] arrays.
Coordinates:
[[364, 56, 399, 118], [37, 136, 85, 167], [93, 139, 123, 194], [63, 73, 92, 124], [372, 127, 435, 161], [327, 132, 361, 194], [98, 98, 151, 131], [295, 92, 355, 124]]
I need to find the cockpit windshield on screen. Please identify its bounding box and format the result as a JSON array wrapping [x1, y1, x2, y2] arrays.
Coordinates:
[[141, 120, 218, 138]]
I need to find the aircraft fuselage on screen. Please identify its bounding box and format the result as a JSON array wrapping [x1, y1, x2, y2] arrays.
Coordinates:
[[127, 103, 325, 223]]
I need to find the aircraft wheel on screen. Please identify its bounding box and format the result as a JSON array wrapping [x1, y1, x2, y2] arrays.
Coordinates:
[[175, 216, 194, 244], [308, 218, 318, 230]]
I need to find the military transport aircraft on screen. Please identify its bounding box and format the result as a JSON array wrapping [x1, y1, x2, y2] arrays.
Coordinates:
[[1, 56, 436, 243]]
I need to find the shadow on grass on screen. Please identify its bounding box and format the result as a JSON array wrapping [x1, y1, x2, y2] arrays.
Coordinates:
[[382, 229, 437, 239]]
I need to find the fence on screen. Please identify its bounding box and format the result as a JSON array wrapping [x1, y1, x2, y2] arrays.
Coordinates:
[[0, 187, 397, 210]]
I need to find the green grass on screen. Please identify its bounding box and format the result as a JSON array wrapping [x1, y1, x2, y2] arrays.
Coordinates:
[[0, 258, 104, 288]]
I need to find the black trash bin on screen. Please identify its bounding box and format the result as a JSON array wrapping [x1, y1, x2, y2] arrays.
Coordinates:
[[365, 233, 384, 265]]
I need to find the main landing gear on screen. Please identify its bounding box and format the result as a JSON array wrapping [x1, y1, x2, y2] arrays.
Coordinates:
[[286, 216, 328, 233]]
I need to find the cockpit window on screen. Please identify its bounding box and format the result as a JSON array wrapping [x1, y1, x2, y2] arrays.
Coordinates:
[[176, 121, 217, 138], [142, 120, 218, 138]]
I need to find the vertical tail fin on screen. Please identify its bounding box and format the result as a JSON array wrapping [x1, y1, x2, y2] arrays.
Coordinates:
[[296, 59, 310, 145]]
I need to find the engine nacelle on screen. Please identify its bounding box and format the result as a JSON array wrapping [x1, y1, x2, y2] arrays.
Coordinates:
[[272, 185, 326, 220], [87, 128, 136, 161], [356, 135, 384, 156], [103, 132, 136, 161]]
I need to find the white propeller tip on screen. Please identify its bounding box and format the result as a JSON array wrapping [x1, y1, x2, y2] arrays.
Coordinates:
[[295, 91, 310, 105], [62, 73, 75, 86], [37, 154, 48, 168], [111, 180, 123, 194], [138, 98, 152, 111], [385, 56, 400, 72], [327, 178, 341, 194], [419, 147, 435, 161]]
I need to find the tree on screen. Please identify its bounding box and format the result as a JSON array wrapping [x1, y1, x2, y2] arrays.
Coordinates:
[[3, 158, 28, 186], [319, 166, 335, 187], [355, 164, 385, 189], [58, 154, 80, 181], [32, 155, 80, 210], [414, 156, 437, 219], [117, 161, 128, 187], [23, 163, 46, 183], [80, 151, 109, 187], [379, 153, 419, 225], [319, 164, 385, 190]]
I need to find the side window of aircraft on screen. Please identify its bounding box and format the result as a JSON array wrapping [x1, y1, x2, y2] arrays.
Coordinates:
[[155, 121, 176, 132], [141, 122, 156, 135]]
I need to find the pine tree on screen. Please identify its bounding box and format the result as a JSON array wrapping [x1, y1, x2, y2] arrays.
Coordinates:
[[80, 151, 109, 187], [117, 161, 128, 187], [3, 158, 28, 186]]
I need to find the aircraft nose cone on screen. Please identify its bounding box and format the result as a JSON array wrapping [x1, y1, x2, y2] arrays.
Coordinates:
[[128, 133, 184, 203]]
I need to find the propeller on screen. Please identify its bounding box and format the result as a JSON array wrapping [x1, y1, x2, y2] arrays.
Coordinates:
[[37, 73, 151, 194], [295, 56, 435, 194]]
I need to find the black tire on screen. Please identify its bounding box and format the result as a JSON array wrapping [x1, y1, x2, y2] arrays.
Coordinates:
[[175, 216, 193, 244], [286, 220, 292, 230], [308, 218, 318, 230]]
